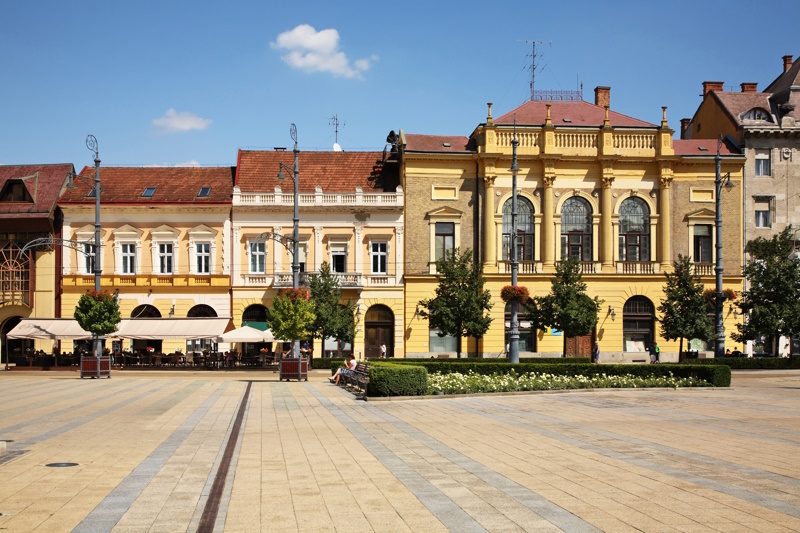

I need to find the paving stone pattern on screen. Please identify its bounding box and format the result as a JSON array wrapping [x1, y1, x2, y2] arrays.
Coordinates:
[[0, 370, 799, 532]]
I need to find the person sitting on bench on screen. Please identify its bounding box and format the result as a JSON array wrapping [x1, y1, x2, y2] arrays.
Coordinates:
[[330, 354, 357, 385]]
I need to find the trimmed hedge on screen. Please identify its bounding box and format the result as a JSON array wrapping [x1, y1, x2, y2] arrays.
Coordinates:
[[390, 357, 591, 365], [311, 357, 346, 370], [688, 356, 800, 370], [365, 362, 730, 396], [367, 363, 428, 397]]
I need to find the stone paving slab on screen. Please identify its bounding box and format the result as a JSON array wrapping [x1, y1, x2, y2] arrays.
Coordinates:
[[0, 369, 799, 531]]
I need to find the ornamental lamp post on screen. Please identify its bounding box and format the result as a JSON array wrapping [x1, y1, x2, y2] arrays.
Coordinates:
[[509, 121, 520, 364], [66, 135, 103, 365], [276, 123, 301, 359], [714, 136, 734, 359]]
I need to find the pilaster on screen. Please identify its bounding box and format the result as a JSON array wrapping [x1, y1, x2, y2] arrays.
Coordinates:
[[483, 175, 498, 273]]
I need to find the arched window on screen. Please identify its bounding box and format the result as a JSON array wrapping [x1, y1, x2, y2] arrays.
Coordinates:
[[561, 197, 592, 261], [131, 304, 161, 318], [622, 296, 654, 352], [0, 242, 30, 306], [502, 197, 534, 261], [742, 108, 771, 121], [504, 303, 537, 352], [242, 304, 268, 330], [619, 197, 650, 262], [187, 304, 217, 318]]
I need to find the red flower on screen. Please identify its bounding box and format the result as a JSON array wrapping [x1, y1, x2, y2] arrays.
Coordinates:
[[500, 285, 530, 303]]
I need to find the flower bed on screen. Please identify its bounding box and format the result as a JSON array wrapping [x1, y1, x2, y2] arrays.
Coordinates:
[[427, 369, 710, 395]]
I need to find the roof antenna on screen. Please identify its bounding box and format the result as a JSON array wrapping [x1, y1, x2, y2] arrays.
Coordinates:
[[330, 114, 345, 151], [520, 39, 551, 101]]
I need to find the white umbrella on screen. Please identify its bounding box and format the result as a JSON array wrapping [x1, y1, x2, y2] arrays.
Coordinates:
[[261, 329, 286, 343], [217, 326, 268, 343]]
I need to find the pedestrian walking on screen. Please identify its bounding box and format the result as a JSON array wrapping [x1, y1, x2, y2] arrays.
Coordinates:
[[592, 342, 600, 364], [650, 341, 660, 363]]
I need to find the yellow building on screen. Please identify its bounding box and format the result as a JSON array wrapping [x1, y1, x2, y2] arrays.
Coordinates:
[[0, 164, 73, 366], [58, 166, 235, 355], [232, 149, 404, 359], [399, 87, 745, 361]]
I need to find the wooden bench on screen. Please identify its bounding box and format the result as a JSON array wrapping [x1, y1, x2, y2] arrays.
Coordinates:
[[341, 363, 370, 395]]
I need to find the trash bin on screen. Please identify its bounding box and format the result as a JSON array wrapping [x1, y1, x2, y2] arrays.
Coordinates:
[[279, 358, 308, 381]]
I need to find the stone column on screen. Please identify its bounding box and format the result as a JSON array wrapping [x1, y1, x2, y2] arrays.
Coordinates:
[[483, 175, 498, 273], [314, 225, 323, 271], [395, 226, 404, 285], [354, 224, 364, 275], [273, 225, 282, 275], [542, 171, 556, 270], [601, 174, 615, 272], [659, 173, 673, 269]]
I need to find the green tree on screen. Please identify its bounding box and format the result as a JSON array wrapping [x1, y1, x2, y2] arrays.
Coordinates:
[[74, 290, 121, 337], [732, 227, 800, 353], [418, 248, 492, 358], [657, 255, 713, 357], [309, 261, 356, 355], [527, 257, 601, 357], [267, 288, 316, 347]]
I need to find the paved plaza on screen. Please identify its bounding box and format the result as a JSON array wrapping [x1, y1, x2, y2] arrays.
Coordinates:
[[1, 369, 799, 532]]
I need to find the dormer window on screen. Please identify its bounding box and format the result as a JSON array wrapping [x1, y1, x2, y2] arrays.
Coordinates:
[[142, 187, 157, 197], [198, 187, 211, 197], [0, 180, 33, 202], [86, 187, 97, 198], [741, 108, 771, 122]]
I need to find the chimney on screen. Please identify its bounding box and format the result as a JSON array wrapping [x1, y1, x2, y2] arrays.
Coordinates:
[[740, 82, 758, 93], [680, 118, 691, 140], [594, 86, 610, 108], [783, 55, 793, 73], [703, 81, 724, 96]]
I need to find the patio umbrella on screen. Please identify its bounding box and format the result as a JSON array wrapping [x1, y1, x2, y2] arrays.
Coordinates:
[[261, 329, 285, 343], [216, 326, 268, 343]]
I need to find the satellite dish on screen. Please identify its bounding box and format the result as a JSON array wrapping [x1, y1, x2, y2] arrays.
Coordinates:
[[333, 142, 343, 152]]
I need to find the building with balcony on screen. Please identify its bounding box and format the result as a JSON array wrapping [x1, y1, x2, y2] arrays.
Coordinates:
[[0, 164, 73, 365], [399, 87, 745, 360], [232, 149, 404, 359], [683, 53, 800, 354], [58, 166, 235, 354]]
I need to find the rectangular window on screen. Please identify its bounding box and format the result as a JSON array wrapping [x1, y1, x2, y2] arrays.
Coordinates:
[[755, 149, 771, 176], [754, 197, 773, 228], [371, 242, 387, 274], [121, 243, 136, 274], [250, 242, 265, 273], [83, 243, 96, 274], [693, 225, 712, 263], [429, 328, 457, 352], [196, 243, 210, 274], [330, 243, 347, 273], [435, 222, 455, 261], [297, 244, 307, 273], [159, 243, 173, 274]]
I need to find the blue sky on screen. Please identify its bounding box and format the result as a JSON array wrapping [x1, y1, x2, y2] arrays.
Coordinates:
[[2, 0, 798, 169]]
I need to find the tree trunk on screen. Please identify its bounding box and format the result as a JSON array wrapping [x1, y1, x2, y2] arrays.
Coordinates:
[[456, 333, 462, 359], [562, 335, 567, 358], [679, 337, 684, 363]]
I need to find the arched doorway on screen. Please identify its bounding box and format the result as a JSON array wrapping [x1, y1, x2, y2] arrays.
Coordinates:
[[240, 304, 270, 359], [128, 305, 162, 354], [187, 304, 218, 354], [2, 316, 32, 366], [364, 305, 393, 359], [623, 296, 655, 353]]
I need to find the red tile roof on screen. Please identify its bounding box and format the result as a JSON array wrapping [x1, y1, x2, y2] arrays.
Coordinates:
[[712, 92, 775, 126], [673, 138, 741, 156], [402, 134, 475, 153], [0, 164, 73, 217], [58, 166, 234, 205], [235, 150, 387, 193], [494, 100, 655, 128], [764, 56, 800, 95]]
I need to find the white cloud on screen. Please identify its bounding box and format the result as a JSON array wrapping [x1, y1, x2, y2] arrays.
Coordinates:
[[152, 109, 212, 133], [271, 24, 377, 79]]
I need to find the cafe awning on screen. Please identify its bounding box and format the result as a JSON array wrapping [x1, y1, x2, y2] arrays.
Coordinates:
[[6, 319, 94, 340], [116, 317, 234, 340]]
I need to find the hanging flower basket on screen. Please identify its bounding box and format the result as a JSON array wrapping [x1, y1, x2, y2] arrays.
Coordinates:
[[281, 288, 310, 302], [703, 288, 736, 304], [500, 285, 530, 303]]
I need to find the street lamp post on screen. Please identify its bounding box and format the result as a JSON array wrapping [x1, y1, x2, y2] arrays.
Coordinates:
[[508, 123, 520, 364], [714, 136, 734, 359], [276, 124, 301, 359], [67, 135, 103, 364]]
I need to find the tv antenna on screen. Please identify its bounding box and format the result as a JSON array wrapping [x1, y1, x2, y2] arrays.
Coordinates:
[[330, 113, 345, 151], [521, 40, 551, 101]]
